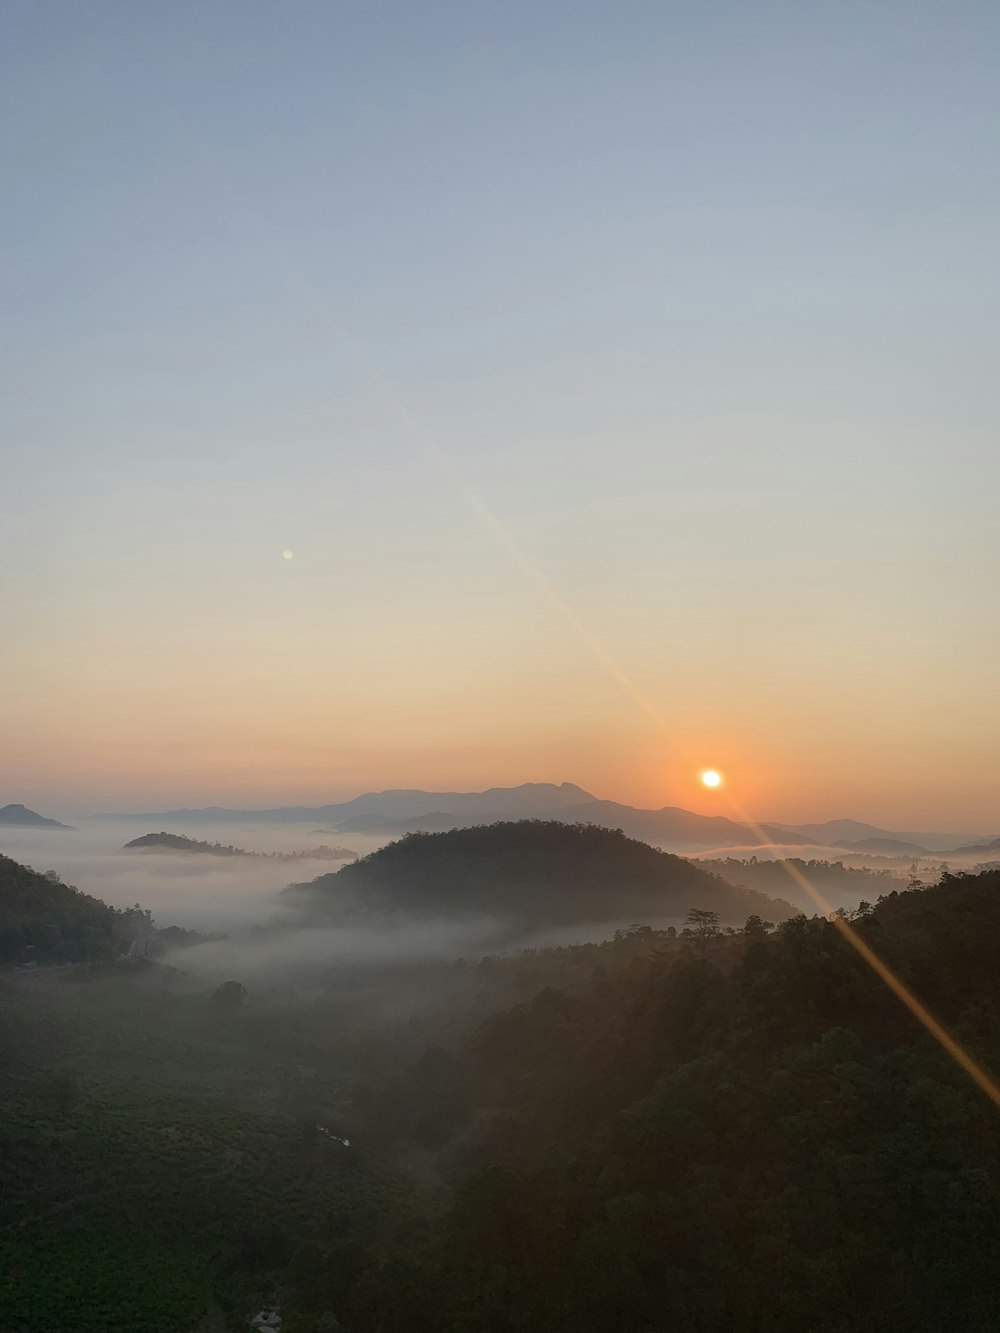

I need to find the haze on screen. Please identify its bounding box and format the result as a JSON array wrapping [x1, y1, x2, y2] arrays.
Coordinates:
[[3, 1, 1000, 828]]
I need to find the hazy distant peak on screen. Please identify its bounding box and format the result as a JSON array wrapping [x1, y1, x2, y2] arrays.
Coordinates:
[[0, 803, 72, 829], [772, 818, 991, 853], [94, 782, 599, 825], [339, 782, 596, 816], [948, 834, 1000, 855], [834, 836, 932, 855]]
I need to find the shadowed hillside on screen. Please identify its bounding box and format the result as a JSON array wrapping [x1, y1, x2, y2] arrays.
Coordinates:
[[344, 868, 1000, 1332], [0, 856, 202, 966], [0, 855, 124, 965], [698, 855, 904, 912], [286, 820, 797, 931]]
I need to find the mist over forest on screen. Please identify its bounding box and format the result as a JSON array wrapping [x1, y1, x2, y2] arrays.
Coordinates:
[[6, 0, 1000, 1328], [5, 808, 1000, 1331]]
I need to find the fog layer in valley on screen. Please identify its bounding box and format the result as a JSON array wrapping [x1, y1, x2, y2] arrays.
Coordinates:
[[0, 821, 384, 932], [3, 816, 987, 986]]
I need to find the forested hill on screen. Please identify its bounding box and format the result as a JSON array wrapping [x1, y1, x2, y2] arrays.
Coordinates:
[[0, 856, 199, 966], [123, 831, 355, 861], [699, 854, 903, 911], [0, 856, 124, 965], [358, 867, 1000, 1332], [286, 820, 797, 929]]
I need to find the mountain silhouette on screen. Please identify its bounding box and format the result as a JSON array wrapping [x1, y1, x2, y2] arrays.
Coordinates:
[[0, 803, 72, 830], [97, 782, 595, 826], [772, 818, 988, 853], [834, 836, 932, 855], [360, 800, 816, 851], [97, 784, 808, 852], [286, 820, 798, 930], [91, 784, 986, 856], [948, 834, 1000, 856]]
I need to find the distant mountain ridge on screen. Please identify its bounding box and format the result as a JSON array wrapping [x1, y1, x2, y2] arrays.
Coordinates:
[[0, 803, 72, 830], [949, 835, 1000, 856], [89, 784, 993, 855], [355, 801, 814, 852], [834, 836, 932, 856], [96, 782, 595, 826], [770, 818, 991, 853], [93, 783, 809, 853]]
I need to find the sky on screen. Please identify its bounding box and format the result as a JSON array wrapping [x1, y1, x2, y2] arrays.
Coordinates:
[[2, 1, 999, 826]]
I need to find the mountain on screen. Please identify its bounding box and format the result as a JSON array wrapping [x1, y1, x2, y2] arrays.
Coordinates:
[[772, 818, 988, 852], [0, 855, 119, 963], [94, 782, 596, 825], [556, 801, 811, 852], [286, 820, 798, 931], [700, 855, 904, 913], [381, 867, 1000, 1332], [94, 783, 989, 856], [948, 835, 1000, 856], [354, 800, 814, 852], [125, 832, 254, 855], [0, 803, 72, 830], [834, 836, 931, 855], [94, 783, 817, 852], [0, 855, 208, 966], [123, 832, 356, 861]]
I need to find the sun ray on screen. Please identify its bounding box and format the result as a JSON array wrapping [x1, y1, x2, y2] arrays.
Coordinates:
[[727, 797, 1000, 1112], [262, 280, 1000, 1114]]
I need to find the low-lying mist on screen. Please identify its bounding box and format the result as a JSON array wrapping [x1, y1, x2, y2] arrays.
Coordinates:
[[167, 913, 512, 983], [3, 817, 975, 991], [0, 821, 386, 932]]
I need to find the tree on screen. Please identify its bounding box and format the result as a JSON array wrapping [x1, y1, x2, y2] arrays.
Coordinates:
[[210, 980, 247, 1014], [685, 908, 721, 956], [743, 914, 773, 942]]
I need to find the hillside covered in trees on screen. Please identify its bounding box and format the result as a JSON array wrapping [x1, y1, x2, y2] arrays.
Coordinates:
[[287, 820, 797, 932], [5, 846, 1000, 1331], [0, 855, 135, 966], [699, 854, 904, 912], [342, 868, 1000, 1332], [0, 856, 205, 968], [123, 832, 356, 861]]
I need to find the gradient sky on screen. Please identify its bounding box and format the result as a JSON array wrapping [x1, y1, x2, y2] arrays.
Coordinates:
[[3, 1, 999, 825]]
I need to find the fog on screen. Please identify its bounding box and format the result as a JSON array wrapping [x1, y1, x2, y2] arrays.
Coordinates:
[[0, 820, 391, 932], [4, 818, 982, 981], [169, 913, 512, 983]]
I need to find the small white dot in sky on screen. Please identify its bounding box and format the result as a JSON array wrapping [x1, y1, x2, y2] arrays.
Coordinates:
[[282, 549, 294, 560]]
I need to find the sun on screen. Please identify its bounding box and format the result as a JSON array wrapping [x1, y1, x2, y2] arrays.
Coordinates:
[[700, 769, 722, 789]]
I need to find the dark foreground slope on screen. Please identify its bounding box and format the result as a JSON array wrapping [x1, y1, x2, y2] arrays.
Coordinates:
[[287, 820, 797, 932], [6, 854, 1000, 1331], [0, 855, 125, 965], [347, 869, 1000, 1333]]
